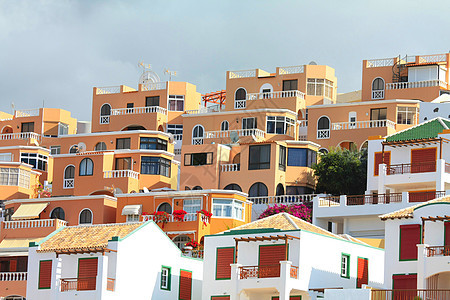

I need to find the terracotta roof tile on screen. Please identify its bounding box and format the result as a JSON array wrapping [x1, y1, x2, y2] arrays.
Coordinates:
[[38, 222, 143, 252], [380, 196, 450, 220]]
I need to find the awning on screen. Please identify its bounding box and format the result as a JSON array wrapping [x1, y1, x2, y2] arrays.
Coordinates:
[[11, 203, 49, 220], [121, 204, 142, 216], [0, 237, 46, 249]]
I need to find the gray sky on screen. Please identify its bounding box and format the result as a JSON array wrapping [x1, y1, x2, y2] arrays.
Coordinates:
[[1, 0, 450, 121]]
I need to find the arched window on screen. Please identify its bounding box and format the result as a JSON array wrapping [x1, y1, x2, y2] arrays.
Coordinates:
[[234, 88, 247, 109], [79, 209, 93, 224], [317, 116, 330, 139], [94, 142, 106, 151], [79, 158, 94, 176], [319, 148, 329, 154], [192, 125, 204, 145], [50, 207, 65, 220], [371, 77, 385, 99], [221, 120, 229, 131], [69, 145, 78, 153], [248, 182, 268, 197], [173, 235, 191, 249], [63, 165, 75, 189], [224, 184, 242, 192], [193, 186, 203, 190], [276, 183, 284, 196], [157, 203, 172, 214], [100, 104, 111, 124]]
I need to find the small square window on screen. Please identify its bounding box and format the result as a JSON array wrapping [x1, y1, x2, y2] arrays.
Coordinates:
[[341, 254, 350, 278], [161, 266, 171, 290]]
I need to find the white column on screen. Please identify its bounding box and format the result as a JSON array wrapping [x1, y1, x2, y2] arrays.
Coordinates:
[[402, 192, 409, 204], [230, 263, 242, 300], [378, 163, 387, 194], [436, 159, 445, 192], [279, 261, 292, 300], [96, 254, 108, 299], [51, 255, 62, 299], [340, 195, 347, 207], [416, 244, 428, 289]]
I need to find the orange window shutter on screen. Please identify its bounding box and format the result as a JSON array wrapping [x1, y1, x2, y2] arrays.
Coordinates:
[[216, 248, 234, 279], [356, 258, 368, 288], [211, 297, 230, 300], [411, 148, 436, 173], [179, 270, 192, 300], [78, 258, 98, 291], [38, 260, 52, 289]]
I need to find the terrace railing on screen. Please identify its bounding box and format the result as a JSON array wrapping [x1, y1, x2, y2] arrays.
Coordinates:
[[61, 277, 97, 291], [346, 193, 402, 206], [0, 272, 27, 281], [248, 194, 318, 205], [111, 106, 167, 116], [247, 90, 305, 101], [387, 162, 436, 175], [331, 120, 396, 130], [386, 79, 447, 90], [426, 246, 450, 257], [371, 289, 450, 300]]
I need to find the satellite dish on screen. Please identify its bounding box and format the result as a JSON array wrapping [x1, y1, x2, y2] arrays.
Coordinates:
[[142, 187, 150, 193], [77, 142, 87, 153], [167, 133, 174, 143], [230, 131, 240, 144], [309, 61, 317, 65], [251, 134, 257, 142]]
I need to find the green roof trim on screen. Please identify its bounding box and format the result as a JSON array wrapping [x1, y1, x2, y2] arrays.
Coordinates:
[[385, 118, 450, 142], [221, 228, 283, 235]]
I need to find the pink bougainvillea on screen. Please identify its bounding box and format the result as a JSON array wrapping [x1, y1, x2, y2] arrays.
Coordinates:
[[258, 203, 312, 222]]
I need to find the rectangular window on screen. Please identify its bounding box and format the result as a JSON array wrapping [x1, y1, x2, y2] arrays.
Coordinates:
[[266, 116, 295, 135], [213, 199, 244, 220], [282, 79, 298, 91], [141, 157, 171, 177], [215, 247, 235, 280], [21, 122, 34, 133], [38, 260, 52, 289], [115, 157, 131, 170], [370, 108, 387, 121], [341, 253, 350, 278], [169, 95, 184, 111], [179, 270, 192, 300], [0, 168, 30, 188], [183, 199, 201, 214], [397, 106, 417, 125], [279, 145, 286, 171], [146, 96, 160, 107], [160, 266, 171, 290], [184, 153, 213, 166], [140, 137, 168, 151], [58, 123, 69, 136], [116, 138, 131, 149], [126, 215, 140, 222], [307, 78, 333, 98], [249, 144, 271, 170], [50, 146, 61, 155], [20, 153, 48, 171], [399, 224, 421, 261], [287, 148, 317, 167], [242, 117, 257, 130], [168, 124, 183, 136]]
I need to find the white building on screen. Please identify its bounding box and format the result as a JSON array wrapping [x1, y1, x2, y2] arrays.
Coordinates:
[[419, 95, 450, 123], [26, 221, 203, 300], [202, 213, 384, 300], [313, 117, 450, 244]]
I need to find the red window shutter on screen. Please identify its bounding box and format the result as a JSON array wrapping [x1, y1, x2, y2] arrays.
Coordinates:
[[10, 260, 17, 272], [400, 224, 421, 260], [411, 148, 436, 173], [409, 190, 436, 203], [393, 274, 417, 299], [259, 245, 286, 278], [356, 258, 369, 288], [78, 258, 98, 291], [374, 152, 390, 176], [179, 270, 192, 300], [211, 297, 230, 300], [445, 222, 450, 246], [272, 297, 302, 300], [38, 260, 52, 289], [216, 248, 234, 279]]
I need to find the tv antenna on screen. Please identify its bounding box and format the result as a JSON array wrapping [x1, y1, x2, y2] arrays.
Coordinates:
[[164, 68, 177, 81], [138, 61, 160, 84]]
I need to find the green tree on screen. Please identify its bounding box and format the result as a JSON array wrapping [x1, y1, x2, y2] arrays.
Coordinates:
[[312, 148, 367, 195]]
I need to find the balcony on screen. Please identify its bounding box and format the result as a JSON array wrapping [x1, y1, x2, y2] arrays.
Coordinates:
[[111, 106, 167, 116], [331, 119, 396, 131], [346, 193, 402, 205], [0, 272, 27, 281], [140, 82, 166, 91], [61, 277, 96, 292], [247, 90, 305, 101], [238, 264, 298, 280], [205, 128, 265, 139], [371, 289, 450, 299], [426, 246, 450, 257], [229, 69, 256, 79], [221, 163, 240, 172], [387, 162, 436, 175], [104, 170, 139, 179], [142, 212, 210, 224], [3, 218, 67, 229], [386, 79, 447, 90], [185, 105, 221, 115], [0, 132, 41, 141], [249, 194, 319, 205], [15, 109, 40, 118]]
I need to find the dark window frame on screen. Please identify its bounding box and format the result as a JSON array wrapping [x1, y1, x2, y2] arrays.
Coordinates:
[[184, 152, 213, 166], [116, 138, 131, 150], [248, 144, 271, 170], [140, 137, 168, 151]]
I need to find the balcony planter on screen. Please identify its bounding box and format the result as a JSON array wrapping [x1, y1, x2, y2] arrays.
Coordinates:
[[152, 211, 170, 228], [173, 210, 187, 222], [197, 209, 212, 226], [185, 241, 199, 249]]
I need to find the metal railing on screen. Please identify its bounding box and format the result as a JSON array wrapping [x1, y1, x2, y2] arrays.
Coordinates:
[[317, 129, 330, 139], [426, 245, 450, 257], [205, 128, 265, 139], [346, 193, 402, 206], [61, 277, 97, 291], [248, 194, 318, 205], [239, 265, 281, 279], [111, 106, 167, 116], [104, 170, 139, 179], [445, 163, 450, 173], [0, 272, 27, 281], [221, 163, 240, 172], [142, 213, 205, 223], [63, 178, 74, 189], [100, 116, 110, 124], [3, 218, 67, 229], [234, 100, 246, 109], [229, 69, 256, 79], [409, 191, 446, 203], [96, 86, 121, 95], [332, 119, 396, 130], [371, 289, 450, 300], [318, 196, 340, 207], [386, 79, 447, 90], [387, 162, 436, 175], [141, 82, 166, 91], [366, 58, 395, 68], [246, 90, 305, 101], [106, 278, 115, 291], [0, 132, 41, 141], [278, 65, 304, 75], [15, 109, 40, 117], [290, 266, 298, 279], [182, 249, 204, 259], [192, 137, 203, 145], [372, 90, 384, 99]]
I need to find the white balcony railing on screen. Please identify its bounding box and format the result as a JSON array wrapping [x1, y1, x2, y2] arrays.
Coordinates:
[[0, 272, 27, 281], [15, 109, 40, 118], [234, 100, 246, 109], [332, 119, 396, 130], [63, 178, 74, 189], [247, 90, 305, 101], [192, 137, 203, 145], [386, 80, 447, 90], [418, 54, 447, 63], [221, 163, 240, 172], [141, 82, 166, 91], [0, 132, 41, 141], [205, 129, 265, 139], [104, 170, 139, 179], [185, 105, 221, 115], [278, 65, 304, 75], [372, 90, 384, 99], [3, 218, 67, 229], [172, 134, 183, 141], [317, 129, 330, 139], [229, 69, 256, 79], [100, 116, 110, 124], [248, 194, 319, 205], [111, 106, 167, 116], [96, 86, 121, 95], [142, 213, 200, 222], [366, 58, 395, 68]]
